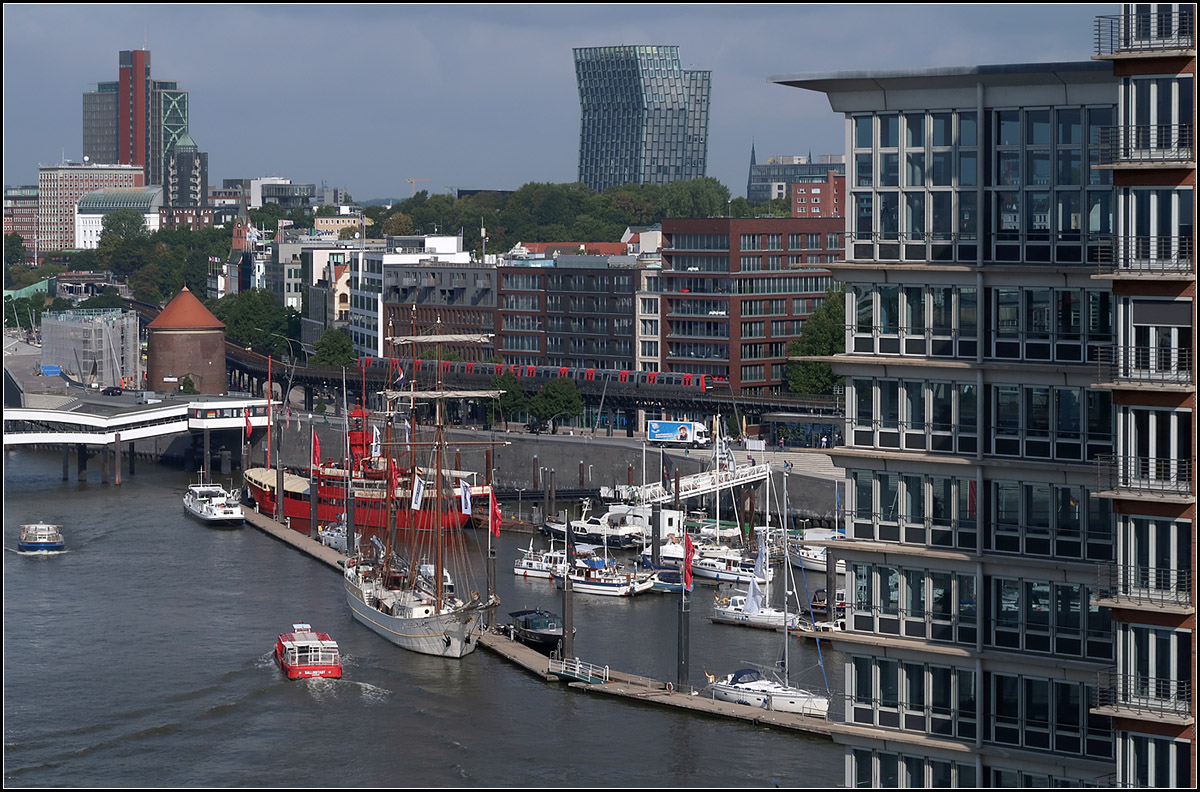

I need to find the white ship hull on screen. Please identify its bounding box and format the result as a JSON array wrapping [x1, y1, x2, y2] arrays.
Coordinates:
[[345, 568, 485, 658]]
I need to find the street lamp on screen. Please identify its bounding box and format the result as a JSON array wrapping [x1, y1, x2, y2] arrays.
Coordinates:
[[518, 487, 526, 522]]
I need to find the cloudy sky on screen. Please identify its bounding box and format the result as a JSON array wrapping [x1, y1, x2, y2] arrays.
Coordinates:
[[3, 3, 1113, 201]]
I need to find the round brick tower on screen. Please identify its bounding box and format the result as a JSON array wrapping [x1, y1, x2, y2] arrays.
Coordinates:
[[146, 287, 227, 395]]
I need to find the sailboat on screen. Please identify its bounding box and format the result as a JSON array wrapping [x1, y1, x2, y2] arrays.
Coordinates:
[[710, 530, 798, 630], [343, 325, 501, 658], [708, 469, 830, 718]]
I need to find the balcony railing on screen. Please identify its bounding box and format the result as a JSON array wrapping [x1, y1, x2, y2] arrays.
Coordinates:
[[1096, 454, 1194, 496], [1096, 344, 1194, 385], [1094, 125, 1195, 166], [1095, 10, 1195, 56], [1094, 234, 1194, 274], [1095, 670, 1192, 718], [1096, 563, 1193, 608]]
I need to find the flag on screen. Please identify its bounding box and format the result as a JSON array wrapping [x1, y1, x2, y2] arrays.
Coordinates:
[[286, 405, 291, 430], [404, 418, 411, 445], [683, 533, 695, 593], [371, 425, 381, 457], [490, 491, 502, 537], [662, 456, 672, 487], [460, 480, 472, 515], [244, 408, 252, 442], [753, 536, 767, 581], [968, 480, 977, 518], [411, 476, 426, 511], [311, 428, 320, 468], [394, 368, 405, 387]]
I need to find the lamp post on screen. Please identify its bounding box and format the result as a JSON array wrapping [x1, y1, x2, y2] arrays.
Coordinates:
[[518, 487, 526, 522]]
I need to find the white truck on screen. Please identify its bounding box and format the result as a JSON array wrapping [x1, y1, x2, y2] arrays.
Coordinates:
[[647, 420, 711, 448]]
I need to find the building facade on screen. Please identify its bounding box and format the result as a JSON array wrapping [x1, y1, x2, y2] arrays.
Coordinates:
[[41, 308, 143, 389], [82, 50, 189, 188], [37, 162, 144, 251], [574, 45, 711, 192], [660, 217, 838, 394], [746, 148, 846, 204], [164, 132, 208, 208], [74, 187, 164, 249], [1090, 5, 1195, 789], [4, 186, 39, 252], [777, 56, 1136, 786]]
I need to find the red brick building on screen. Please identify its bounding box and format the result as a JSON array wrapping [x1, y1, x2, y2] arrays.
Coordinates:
[[146, 287, 227, 394]]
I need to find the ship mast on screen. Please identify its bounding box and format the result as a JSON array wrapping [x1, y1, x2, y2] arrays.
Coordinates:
[[434, 316, 445, 608]]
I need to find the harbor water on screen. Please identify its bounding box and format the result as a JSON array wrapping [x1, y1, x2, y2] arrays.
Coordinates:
[[4, 447, 844, 787]]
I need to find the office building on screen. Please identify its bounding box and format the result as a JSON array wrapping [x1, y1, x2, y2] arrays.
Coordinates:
[[82, 49, 189, 188], [74, 186, 164, 249], [1089, 5, 1195, 789], [164, 133, 208, 208], [574, 45, 710, 192], [777, 53, 1133, 785], [747, 148, 846, 204], [37, 161, 144, 251]]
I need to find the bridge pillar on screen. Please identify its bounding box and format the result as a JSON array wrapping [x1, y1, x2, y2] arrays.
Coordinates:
[[114, 433, 121, 487], [220, 449, 231, 476], [101, 444, 109, 484], [303, 384, 312, 412], [76, 444, 87, 481], [128, 441, 136, 476], [63, 446, 69, 480]]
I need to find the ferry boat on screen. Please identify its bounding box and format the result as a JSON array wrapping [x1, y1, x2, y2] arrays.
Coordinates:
[[183, 483, 244, 526], [244, 407, 481, 543], [18, 523, 65, 553], [274, 623, 342, 680]]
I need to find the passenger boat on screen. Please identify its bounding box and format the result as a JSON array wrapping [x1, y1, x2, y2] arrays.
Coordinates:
[[17, 523, 65, 553], [708, 667, 829, 719], [342, 336, 500, 659], [274, 623, 342, 680], [507, 608, 568, 654], [183, 482, 244, 526], [244, 406, 482, 543]]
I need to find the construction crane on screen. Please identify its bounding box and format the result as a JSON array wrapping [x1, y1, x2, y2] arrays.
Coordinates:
[[407, 178, 430, 197]]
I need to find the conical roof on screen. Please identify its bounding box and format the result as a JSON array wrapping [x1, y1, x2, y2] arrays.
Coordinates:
[[147, 287, 225, 330]]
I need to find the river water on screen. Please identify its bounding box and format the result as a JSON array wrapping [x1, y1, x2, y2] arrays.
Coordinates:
[[4, 448, 844, 787]]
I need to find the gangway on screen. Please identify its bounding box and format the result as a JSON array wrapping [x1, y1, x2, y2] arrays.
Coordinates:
[[614, 463, 770, 505]]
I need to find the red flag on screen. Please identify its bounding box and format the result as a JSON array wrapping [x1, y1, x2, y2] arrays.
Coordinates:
[[245, 408, 252, 441], [312, 428, 321, 468], [683, 533, 695, 592], [490, 491, 502, 537], [968, 480, 977, 518]]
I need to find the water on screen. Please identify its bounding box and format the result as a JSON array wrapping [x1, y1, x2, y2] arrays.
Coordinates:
[[4, 448, 843, 787]]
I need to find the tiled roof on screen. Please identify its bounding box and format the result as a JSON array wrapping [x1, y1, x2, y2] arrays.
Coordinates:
[[147, 287, 225, 330]]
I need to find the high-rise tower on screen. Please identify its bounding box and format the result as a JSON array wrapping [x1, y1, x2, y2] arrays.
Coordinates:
[[574, 45, 710, 193]]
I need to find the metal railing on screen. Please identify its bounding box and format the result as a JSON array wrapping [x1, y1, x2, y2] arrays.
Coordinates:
[[1094, 125, 1195, 166], [1096, 454, 1194, 495], [1096, 563, 1193, 608], [548, 657, 610, 683], [1094, 234, 1195, 274], [1096, 344, 1194, 385], [1095, 11, 1195, 56], [1096, 670, 1192, 718]]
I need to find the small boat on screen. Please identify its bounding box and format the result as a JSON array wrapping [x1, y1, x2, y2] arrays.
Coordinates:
[[708, 666, 829, 719], [809, 588, 847, 618], [18, 523, 65, 553], [691, 549, 772, 585], [711, 591, 799, 631], [274, 623, 342, 680], [647, 569, 684, 594], [318, 520, 348, 553], [552, 557, 654, 597], [508, 608, 568, 654], [793, 616, 846, 642], [183, 482, 244, 526], [544, 502, 644, 549], [787, 528, 846, 576]]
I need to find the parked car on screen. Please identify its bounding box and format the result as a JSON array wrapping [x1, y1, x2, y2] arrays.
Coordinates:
[[524, 419, 548, 434], [101, 386, 123, 396]]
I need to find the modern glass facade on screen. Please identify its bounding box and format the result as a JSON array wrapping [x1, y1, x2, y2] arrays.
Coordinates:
[[574, 45, 710, 192]]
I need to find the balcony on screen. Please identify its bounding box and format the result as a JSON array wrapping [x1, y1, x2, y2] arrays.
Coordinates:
[[1096, 563, 1193, 610], [1094, 670, 1192, 721], [1094, 125, 1195, 167], [1094, 10, 1195, 57], [1095, 454, 1194, 499], [1094, 234, 1194, 276], [1095, 344, 1194, 387]]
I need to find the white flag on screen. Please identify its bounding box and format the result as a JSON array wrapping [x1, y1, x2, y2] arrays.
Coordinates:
[[371, 425, 381, 457], [411, 477, 426, 511], [460, 480, 472, 515]]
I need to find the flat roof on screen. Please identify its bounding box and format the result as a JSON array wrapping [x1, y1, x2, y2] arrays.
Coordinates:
[[770, 60, 1113, 93]]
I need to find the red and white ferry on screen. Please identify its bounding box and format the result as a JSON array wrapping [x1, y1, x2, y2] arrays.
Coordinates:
[[243, 407, 488, 544], [274, 623, 342, 680]]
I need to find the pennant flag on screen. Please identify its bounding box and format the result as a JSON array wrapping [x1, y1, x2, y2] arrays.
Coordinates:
[[312, 428, 321, 468], [411, 476, 426, 511], [460, 480, 472, 515], [490, 491, 502, 537], [371, 425, 381, 457], [683, 533, 695, 592]]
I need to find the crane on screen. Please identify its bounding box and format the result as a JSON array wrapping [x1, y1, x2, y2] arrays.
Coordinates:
[[406, 178, 430, 197]]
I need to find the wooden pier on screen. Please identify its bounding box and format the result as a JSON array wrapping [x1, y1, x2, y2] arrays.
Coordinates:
[[243, 506, 835, 739]]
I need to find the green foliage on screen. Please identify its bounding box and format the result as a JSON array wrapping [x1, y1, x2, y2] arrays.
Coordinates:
[[785, 285, 846, 396], [314, 395, 327, 414], [528, 377, 585, 429], [78, 287, 125, 310], [381, 211, 415, 237], [312, 328, 355, 367], [180, 376, 198, 394], [101, 209, 149, 242], [5, 232, 27, 266], [209, 288, 299, 355], [488, 371, 528, 429], [661, 177, 731, 218]]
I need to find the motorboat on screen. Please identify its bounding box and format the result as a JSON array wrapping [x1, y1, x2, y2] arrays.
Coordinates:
[[544, 502, 644, 550], [318, 520, 348, 554], [17, 523, 65, 553], [274, 623, 342, 680], [708, 667, 829, 719], [514, 540, 608, 579], [690, 549, 772, 585], [809, 588, 847, 618], [507, 609, 568, 654], [183, 482, 244, 526], [647, 569, 684, 594], [786, 528, 846, 576], [552, 557, 654, 597], [793, 616, 846, 642]]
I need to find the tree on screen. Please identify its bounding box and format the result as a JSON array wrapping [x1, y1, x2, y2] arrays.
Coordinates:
[[528, 377, 585, 432], [381, 211, 415, 237], [661, 177, 731, 218], [209, 288, 299, 354], [5, 232, 27, 266], [312, 328, 355, 367], [100, 208, 149, 242], [785, 285, 846, 396], [488, 371, 527, 430]]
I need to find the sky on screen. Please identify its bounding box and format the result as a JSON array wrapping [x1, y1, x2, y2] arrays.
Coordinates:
[[3, 3, 1114, 202]]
